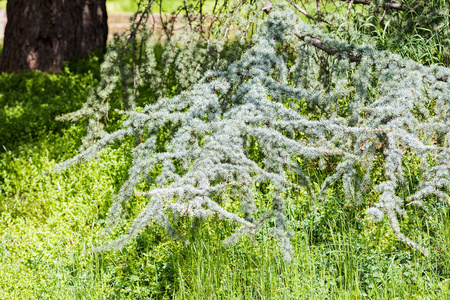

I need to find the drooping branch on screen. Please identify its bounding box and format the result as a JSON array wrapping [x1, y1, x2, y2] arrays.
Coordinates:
[[56, 3, 450, 260], [293, 31, 449, 82], [340, 0, 406, 11], [294, 31, 362, 62], [126, 0, 156, 48], [385, 2, 405, 11], [316, 0, 322, 20], [268, 3, 448, 79], [286, 0, 334, 27], [387, 210, 429, 256]]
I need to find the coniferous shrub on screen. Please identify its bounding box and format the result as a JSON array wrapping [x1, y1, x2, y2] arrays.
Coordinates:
[[55, 2, 450, 260], [57, 0, 259, 147]]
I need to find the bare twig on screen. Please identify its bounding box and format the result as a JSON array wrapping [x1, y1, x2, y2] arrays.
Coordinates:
[[340, 0, 405, 11], [223, 0, 247, 39], [262, 0, 272, 14], [346, 0, 371, 4], [380, 8, 387, 22], [198, 0, 204, 34], [316, 0, 322, 20], [286, 0, 334, 27], [126, 0, 156, 48], [346, 0, 354, 20], [207, 0, 220, 40], [184, 0, 193, 31], [287, 0, 317, 21], [240, 21, 253, 42]]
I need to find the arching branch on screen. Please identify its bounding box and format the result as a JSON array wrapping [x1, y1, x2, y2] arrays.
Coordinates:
[[340, 0, 406, 11]]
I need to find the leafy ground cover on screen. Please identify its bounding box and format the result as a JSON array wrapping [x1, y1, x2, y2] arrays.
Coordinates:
[[0, 69, 96, 151], [1, 125, 450, 299], [1, 127, 450, 299]]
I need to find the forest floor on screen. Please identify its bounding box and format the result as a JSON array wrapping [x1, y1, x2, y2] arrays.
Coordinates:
[[0, 10, 187, 42], [0, 10, 133, 41]]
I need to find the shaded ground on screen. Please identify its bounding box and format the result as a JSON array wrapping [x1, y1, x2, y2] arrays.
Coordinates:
[[0, 10, 133, 41], [107, 12, 134, 40], [0, 10, 186, 42]]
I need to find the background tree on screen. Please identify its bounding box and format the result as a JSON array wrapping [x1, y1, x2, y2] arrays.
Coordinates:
[[0, 0, 108, 73]]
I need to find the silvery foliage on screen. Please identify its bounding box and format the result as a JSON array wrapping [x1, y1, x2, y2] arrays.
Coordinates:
[[58, 33, 225, 148], [57, 0, 260, 149], [55, 4, 450, 259]]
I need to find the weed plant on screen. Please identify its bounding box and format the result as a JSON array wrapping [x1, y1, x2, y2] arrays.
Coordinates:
[[357, 0, 449, 66]]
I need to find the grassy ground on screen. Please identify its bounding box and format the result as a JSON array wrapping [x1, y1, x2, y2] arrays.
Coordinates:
[[1, 65, 450, 299], [1, 126, 450, 299], [107, 0, 138, 13]]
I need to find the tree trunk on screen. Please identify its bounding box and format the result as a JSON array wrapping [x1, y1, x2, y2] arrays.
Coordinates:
[[0, 0, 108, 73]]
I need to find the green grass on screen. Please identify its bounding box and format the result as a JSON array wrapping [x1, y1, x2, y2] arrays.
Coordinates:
[[107, 0, 139, 14], [1, 123, 450, 298]]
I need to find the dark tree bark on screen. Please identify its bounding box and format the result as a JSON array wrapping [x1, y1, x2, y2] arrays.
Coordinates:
[[0, 0, 108, 73]]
